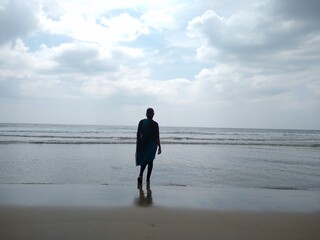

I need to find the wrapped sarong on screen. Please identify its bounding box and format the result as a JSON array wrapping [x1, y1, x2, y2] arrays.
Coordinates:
[[135, 119, 158, 167]]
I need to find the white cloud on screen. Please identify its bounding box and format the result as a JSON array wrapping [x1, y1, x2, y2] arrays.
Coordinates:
[[0, 39, 33, 70], [0, 38, 149, 100], [39, 0, 185, 45], [187, 2, 320, 64], [186, 2, 320, 110], [0, 0, 319, 128], [40, 12, 149, 45], [100, 13, 149, 42], [141, 5, 180, 31]]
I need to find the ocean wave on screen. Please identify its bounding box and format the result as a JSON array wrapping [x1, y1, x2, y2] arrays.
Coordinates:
[[0, 139, 319, 147], [1, 124, 319, 148], [258, 186, 308, 190], [0, 134, 134, 140]]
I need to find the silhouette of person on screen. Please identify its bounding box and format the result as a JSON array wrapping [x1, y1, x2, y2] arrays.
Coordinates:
[[136, 108, 161, 185]]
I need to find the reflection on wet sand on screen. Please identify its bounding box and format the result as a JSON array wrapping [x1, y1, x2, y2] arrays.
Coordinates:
[[135, 184, 153, 207]]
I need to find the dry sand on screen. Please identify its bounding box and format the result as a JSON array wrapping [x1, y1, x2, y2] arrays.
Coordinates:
[[1, 206, 319, 240]]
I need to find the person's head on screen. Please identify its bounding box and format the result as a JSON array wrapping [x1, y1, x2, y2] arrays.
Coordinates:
[[146, 108, 154, 119]]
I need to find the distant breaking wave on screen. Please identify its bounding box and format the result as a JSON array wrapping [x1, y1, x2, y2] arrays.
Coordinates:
[[0, 138, 319, 148], [0, 123, 320, 148]]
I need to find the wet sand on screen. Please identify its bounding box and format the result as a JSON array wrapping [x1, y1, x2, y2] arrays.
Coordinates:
[[0, 184, 320, 239], [1, 206, 319, 240]]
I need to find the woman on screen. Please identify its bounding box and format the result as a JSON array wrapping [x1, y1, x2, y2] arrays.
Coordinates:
[[136, 108, 161, 185]]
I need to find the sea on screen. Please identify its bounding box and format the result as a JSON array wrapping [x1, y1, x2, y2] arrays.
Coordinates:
[[0, 123, 320, 191]]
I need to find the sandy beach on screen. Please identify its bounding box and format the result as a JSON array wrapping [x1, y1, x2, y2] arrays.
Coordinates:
[[1, 206, 320, 240], [1, 184, 320, 240]]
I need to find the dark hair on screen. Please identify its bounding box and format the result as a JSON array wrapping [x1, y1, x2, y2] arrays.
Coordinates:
[[146, 108, 154, 119]]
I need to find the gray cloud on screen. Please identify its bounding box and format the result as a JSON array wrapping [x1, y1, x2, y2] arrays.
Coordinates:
[[188, 1, 320, 68], [53, 45, 117, 75], [274, 0, 320, 22], [187, 0, 320, 112], [0, 0, 39, 44]]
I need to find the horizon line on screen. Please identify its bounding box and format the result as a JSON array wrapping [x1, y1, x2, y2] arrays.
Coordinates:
[[1, 122, 319, 131]]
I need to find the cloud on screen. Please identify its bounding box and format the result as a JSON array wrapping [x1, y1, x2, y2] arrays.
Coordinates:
[[274, 0, 320, 22], [39, 1, 186, 45], [0, 0, 40, 44], [187, 2, 320, 65], [100, 13, 149, 42], [40, 12, 147, 45], [186, 1, 320, 90], [81, 72, 194, 106], [141, 4, 183, 31], [0, 39, 34, 70], [0, 39, 147, 99], [186, 1, 320, 112], [52, 43, 117, 74], [0, 0, 319, 128]]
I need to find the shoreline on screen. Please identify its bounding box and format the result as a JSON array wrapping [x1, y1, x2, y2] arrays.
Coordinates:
[[1, 183, 319, 212]]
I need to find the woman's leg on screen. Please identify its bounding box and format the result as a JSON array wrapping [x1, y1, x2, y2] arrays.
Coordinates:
[[146, 162, 153, 182], [139, 164, 147, 179]]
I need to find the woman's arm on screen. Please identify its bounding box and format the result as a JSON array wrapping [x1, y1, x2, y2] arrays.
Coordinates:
[[156, 123, 161, 154], [157, 137, 161, 154], [136, 120, 142, 148]]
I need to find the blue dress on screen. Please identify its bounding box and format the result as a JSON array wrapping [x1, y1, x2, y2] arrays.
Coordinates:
[[136, 119, 159, 167]]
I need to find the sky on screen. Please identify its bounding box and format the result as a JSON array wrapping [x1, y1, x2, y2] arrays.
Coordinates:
[[0, 0, 319, 129]]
